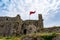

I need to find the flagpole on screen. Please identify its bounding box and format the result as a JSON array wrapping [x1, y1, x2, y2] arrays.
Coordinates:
[[29, 11, 36, 24], [29, 14, 30, 24]]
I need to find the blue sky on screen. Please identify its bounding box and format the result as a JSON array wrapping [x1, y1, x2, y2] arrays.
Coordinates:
[[0, 0, 60, 28]]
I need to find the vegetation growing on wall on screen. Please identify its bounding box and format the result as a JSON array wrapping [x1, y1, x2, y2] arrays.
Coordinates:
[[0, 33, 59, 40]]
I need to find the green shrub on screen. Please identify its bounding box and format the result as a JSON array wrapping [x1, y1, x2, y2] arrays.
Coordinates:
[[41, 33, 56, 40]]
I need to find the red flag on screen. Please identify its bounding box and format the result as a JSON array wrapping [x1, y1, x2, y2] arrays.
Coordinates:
[[30, 11, 36, 15]]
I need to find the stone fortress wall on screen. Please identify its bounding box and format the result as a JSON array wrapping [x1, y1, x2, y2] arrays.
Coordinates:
[[0, 14, 43, 36], [0, 14, 60, 37]]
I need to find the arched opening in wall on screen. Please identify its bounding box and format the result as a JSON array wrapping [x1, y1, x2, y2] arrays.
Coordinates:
[[23, 29, 27, 34]]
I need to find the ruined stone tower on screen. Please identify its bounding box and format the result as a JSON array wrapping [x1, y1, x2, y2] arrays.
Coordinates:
[[0, 14, 43, 36], [38, 14, 43, 28]]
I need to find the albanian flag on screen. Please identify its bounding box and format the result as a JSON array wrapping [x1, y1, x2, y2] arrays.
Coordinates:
[[30, 11, 36, 15]]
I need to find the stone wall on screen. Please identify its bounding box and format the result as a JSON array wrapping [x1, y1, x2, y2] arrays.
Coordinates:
[[0, 15, 23, 36], [52, 35, 60, 40], [21, 34, 60, 40], [0, 14, 60, 37], [22, 35, 60, 40], [22, 36, 44, 40], [40, 27, 60, 33]]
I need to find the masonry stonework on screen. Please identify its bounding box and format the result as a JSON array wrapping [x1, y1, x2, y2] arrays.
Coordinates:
[[0, 14, 60, 37], [0, 14, 43, 36]]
